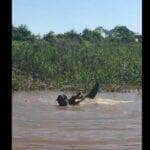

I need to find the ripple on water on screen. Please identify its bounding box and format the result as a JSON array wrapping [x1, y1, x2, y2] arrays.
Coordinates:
[[13, 90, 142, 150]]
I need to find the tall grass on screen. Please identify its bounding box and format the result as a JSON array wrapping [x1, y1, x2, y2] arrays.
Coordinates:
[[12, 39, 142, 92]]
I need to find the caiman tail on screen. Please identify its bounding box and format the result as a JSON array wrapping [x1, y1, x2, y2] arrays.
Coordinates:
[[85, 82, 100, 99], [76, 82, 100, 104]]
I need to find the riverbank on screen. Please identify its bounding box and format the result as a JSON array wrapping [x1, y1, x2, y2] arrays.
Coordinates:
[[12, 72, 142, 93], [12, 82, 142, 94], [12, 72, 142, 92]]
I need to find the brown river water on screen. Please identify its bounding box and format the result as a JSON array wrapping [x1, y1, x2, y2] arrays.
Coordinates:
[[12, 90, 142, 150]]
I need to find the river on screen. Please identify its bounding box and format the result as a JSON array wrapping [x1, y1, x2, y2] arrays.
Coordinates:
[[12, 90, 142, 150]]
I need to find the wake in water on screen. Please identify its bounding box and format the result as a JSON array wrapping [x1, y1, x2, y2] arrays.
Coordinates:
[[37, 96, 133, 106], [79, 98, 133, 106]]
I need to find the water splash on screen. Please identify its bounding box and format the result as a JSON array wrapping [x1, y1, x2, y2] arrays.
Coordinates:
[[80, 98, 133, 106]]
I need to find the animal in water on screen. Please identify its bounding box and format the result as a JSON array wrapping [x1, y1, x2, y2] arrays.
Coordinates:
[[68, 92, 84, 105], [56, 82, 100, 106], [84, 82, 99, 99], [56, 94, 68, 106]]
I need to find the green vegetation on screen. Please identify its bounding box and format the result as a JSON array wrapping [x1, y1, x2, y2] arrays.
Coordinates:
[[12, 25, 142, 92]]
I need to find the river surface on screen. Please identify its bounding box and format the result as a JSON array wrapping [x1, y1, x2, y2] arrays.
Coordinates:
[[12, 90, 142, 150]]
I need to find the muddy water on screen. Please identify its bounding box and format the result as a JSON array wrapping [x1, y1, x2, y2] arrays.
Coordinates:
[[12, 90, 142, 150]]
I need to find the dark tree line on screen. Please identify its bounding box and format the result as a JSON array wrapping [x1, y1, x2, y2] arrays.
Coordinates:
[[12, 25, 142, 44]]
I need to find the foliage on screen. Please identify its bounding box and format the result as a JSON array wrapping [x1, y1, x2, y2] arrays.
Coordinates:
[[108, 26, 136, 43], [12, 25, 39, 41], [12, 25, 142, 91]]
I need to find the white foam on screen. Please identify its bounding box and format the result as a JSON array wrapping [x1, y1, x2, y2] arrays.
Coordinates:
[[80, 98, 133, 106]]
